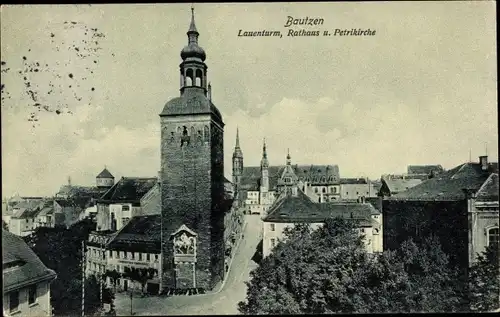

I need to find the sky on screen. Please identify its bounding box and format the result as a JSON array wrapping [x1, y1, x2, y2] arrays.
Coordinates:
[[1, 2, 497, 197]]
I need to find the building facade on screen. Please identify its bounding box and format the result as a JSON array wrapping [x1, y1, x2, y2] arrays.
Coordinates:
[[3, 230, 57, 317], [383, 155, 499, 273], [95, 177, 159, 232], [262, 186, 383, 258], [232, 136, 342, 215], [159, 9, 226, 292]]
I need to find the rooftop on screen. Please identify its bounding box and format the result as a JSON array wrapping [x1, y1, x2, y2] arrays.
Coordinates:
[[3, 230, 57, 292], [390, 160, 498, 201], [241, 164, 340, 191], [97, 168, 114, 179], [407, 165, 444, 175], [382, 178, 423, 194], [106, 215, 161, 253], [263, 187, 379, 226], [99, 177, 158, 203]]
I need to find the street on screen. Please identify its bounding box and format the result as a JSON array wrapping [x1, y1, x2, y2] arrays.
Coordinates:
[[114, 214, 262, 315]]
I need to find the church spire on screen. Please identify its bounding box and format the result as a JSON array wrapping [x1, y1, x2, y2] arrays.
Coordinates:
[[232, 127, 243, 159], [236, 127, 240, 148], [261, 138, 269, 169], [286, 148, 291, 165]]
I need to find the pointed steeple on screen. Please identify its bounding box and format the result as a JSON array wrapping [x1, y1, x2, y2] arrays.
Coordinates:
[[261, 138, 269, 169], [232, 127, 243, 159], [188, 6, 199, 40], [286, 148, 291, 165], [236, 127, 240, 148], [180, 6, 206, 61], [263, 138, 268, 159]]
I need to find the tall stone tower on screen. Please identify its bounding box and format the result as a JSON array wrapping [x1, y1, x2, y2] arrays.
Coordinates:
[[159, 8, 225, 291], [232, 128, 243, 192]]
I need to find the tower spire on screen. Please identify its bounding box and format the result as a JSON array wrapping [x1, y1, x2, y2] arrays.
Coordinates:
[[286, 148, 291, 165], [188, 5, 199, 42], [236, 127, 240, 148], [263, 138, 267, 159]]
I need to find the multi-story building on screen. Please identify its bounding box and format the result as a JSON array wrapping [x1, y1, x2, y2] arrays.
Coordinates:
[[233, 136, 341, 215], [95, 177, 159, 232], [105, 215, 162, 294], [262, 185, 383, 258], [339, 178, 379, 200], [3, 230, 57, 316], [383, 155, 498, 286], [159, 8, 227, 292]]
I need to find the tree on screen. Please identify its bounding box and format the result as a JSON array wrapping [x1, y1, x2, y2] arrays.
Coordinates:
[[2, 219, 8, 231], [105, 269, 122, 292], [394, 236, 464, 312], [23, 219, 111, 316], [469, 245, 500, 311], [122, 267, 155, 295], [84, 275, 115, 315], [239, 218, 464, 314]]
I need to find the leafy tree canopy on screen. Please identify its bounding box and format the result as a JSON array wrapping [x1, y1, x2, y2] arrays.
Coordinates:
[[469, 245, 500, 312], [239, 218, 464, 314], [23, 219, 109, 316]]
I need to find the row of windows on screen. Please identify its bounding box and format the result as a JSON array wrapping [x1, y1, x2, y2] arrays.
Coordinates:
[[87, 247, 160, 263], [110, 250, 159, 262], [8, 285, 37, 313]]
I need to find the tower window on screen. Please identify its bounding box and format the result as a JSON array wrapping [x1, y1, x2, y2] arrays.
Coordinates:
[[195, 69, 203, 87], [185, 69, 194, 86]]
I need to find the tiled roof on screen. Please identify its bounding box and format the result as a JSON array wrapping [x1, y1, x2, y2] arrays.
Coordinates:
[[263, 188, 379, 225], [241, 164, 340, 191], [407, 165, 444, 175], [2, 230, 56, 292], [106, 215, 161, 253], [383, 178, 423, 194], [340, 178, 368, 184], [97, 168, 114, 179], [57, 185, 109, 199], [36, 207, 54, 217], [390, 162, 497, 201], [54, 199, 75, 207], [476, 173, 499, 202], [99, 177, 157, 202]]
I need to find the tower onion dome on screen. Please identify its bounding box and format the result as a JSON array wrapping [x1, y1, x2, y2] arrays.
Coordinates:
[[180, 8, 206, 61]]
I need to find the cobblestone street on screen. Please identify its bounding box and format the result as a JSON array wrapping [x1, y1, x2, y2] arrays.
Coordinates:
[[114, 214, 262, 315]]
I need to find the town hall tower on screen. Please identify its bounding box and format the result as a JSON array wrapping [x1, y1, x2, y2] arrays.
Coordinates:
[[159, 8, 225, 292]]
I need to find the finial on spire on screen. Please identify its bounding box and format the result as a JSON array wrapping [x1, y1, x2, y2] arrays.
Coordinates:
[[188, 4, 198, 34]]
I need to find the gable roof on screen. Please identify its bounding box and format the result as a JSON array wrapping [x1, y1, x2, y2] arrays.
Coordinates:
[[99, 177, 158, 203], [476, 173, 499, 202], [241, 164, 340, 191], [407, 165, 444, 175], [3, 230, 57, 292], [383, 178, 423, 194], [390, 162, 497, 201], [106, 214, 161, 253], [263, 187, 379, 226], [97, 168, 114, 178]]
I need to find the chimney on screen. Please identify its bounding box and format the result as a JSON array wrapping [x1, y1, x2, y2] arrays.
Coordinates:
[[157, 171, 162, 183], [479, 156, 488, 171], [207, 82, 212, 101]]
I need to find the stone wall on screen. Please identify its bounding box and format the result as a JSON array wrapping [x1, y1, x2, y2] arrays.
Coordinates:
[[160, 116, 225, 291]]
